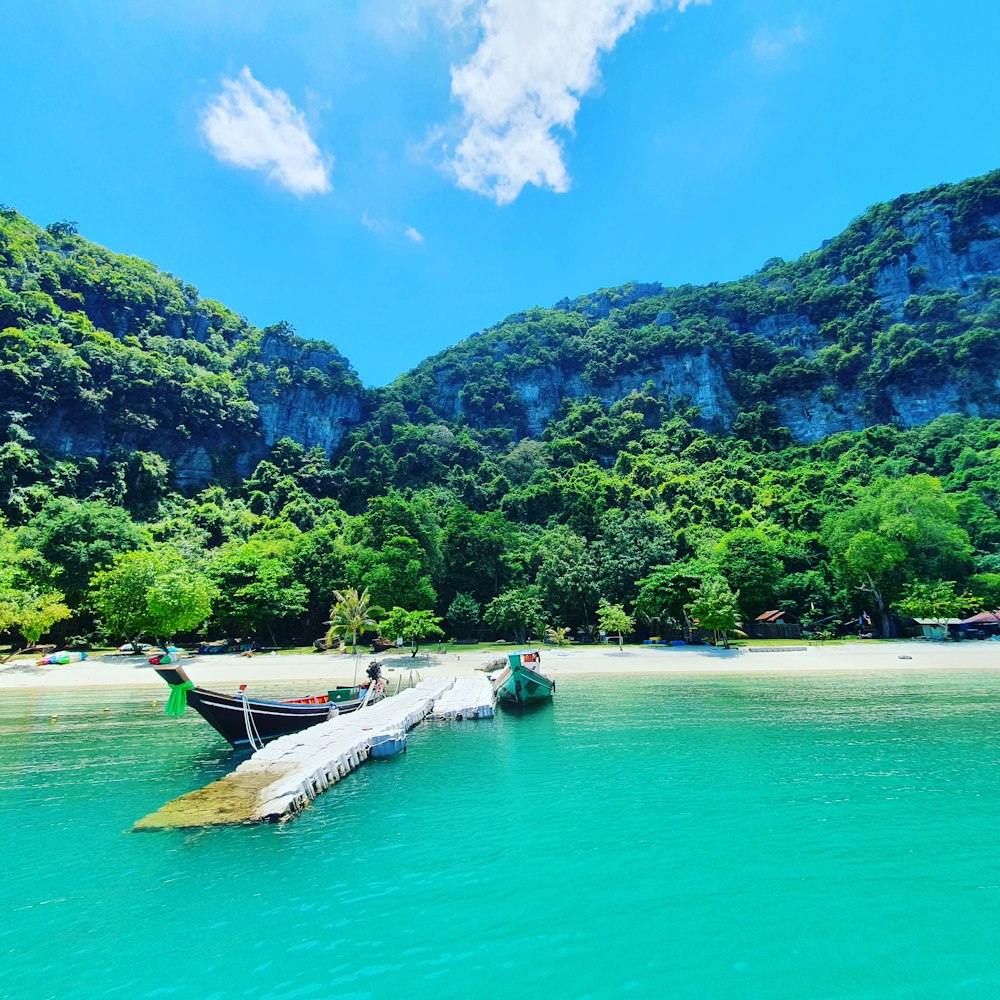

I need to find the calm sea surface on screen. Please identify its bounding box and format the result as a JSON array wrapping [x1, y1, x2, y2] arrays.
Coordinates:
[[2, 670, 999, 999]]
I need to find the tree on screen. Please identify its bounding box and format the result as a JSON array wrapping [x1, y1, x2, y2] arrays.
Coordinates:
[[45, 220, 78, 238], [17, 497, 145, 606], [291, 518, 351, 637], [822, 475, 973, 637], [591, 505, 676, 610], [711, 528, 783, 617], [355, 490, 442, 582], [483, 587, 547, 644], [534, 526, 599, 631], [88, 547, 216, 646], [345, 535, 437, 613], [635, 560, 712, 632], [209, 536, 309, 645], [0, 519, 71, 657], [379, 607, 445, 657], [326, 587, 380, 682], [0, 587, 72, 659], [687, 577, 740, 649], [596, 600, 634, 651], [968, 573, 1000, 611], [439, 505, 515, 606], [13, 592, 72, 647], [446, 592, 481, 638], [894, 580, 980, 632]]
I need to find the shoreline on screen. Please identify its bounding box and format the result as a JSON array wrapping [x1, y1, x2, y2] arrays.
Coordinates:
[[1, 640, 998, 692]]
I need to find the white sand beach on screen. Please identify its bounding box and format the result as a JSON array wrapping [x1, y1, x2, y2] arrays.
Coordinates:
[[1, 639, 998, 691]]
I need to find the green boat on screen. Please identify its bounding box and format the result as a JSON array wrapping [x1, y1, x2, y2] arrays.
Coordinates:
[[493, 651, 555, 706]]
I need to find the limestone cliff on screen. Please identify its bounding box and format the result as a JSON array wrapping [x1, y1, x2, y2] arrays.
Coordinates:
[[379, 168, 1000, 446], [0, 210, 368, 487]]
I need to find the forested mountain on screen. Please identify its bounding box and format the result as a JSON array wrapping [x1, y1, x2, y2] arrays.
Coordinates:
[[3, 170, 1000, 652], [0, 208, 365, 510], [362, 168, 1000, 444]]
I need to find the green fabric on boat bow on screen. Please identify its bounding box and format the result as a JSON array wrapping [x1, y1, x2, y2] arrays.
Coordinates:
[[165, 681, 194, 717]]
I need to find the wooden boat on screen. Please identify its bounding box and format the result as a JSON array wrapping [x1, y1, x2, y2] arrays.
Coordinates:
[[153, 660, 386, 748], [492, 650, 555, 707]]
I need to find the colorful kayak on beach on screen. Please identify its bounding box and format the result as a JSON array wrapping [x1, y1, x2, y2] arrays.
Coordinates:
[[37, 651, 87, 665]]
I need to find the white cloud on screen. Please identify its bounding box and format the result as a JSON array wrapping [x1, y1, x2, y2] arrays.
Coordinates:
[[201, 67, 332, 196], [362, 213, 426, 244], [447, 0, 709, 205], [752, 24, 806, 61], [361, 212, 389, 235]]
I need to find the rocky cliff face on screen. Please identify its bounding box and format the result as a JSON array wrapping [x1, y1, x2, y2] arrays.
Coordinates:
[[873, 208, 1000, 318], [392, 169, 1000, 447], [6, 169, 1000, 495], [0, 209, 369, 489], [507, 351, 739, 436], [247, 384, 364, 462]]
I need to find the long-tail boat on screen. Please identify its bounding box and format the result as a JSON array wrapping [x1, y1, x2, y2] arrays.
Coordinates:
[[492, 650, 555, 707], [153, 660, 386, 748]]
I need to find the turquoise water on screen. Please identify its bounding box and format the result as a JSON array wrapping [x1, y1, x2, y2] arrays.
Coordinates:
[[2, 671, 1000, 999]]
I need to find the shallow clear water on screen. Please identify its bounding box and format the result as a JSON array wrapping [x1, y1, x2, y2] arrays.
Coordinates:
[[2, 671, 1000, 999]]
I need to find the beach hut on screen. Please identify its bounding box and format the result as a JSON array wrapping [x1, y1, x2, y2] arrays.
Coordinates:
[[912, 618, 964, 640], [746, 610, 802, 640], [959, 610, 1000, 638]]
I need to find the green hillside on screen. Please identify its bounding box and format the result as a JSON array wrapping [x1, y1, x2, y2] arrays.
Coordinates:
[[3, 171, 1000, 653], [0, 208, 365, 517]]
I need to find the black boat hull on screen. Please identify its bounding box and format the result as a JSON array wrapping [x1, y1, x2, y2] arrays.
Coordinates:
[[154, 663, 383, 747], [186, 688, 337, 747]]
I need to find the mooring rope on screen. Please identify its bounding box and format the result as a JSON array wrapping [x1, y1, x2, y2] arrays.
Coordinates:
[[241, 692, 264, 751]]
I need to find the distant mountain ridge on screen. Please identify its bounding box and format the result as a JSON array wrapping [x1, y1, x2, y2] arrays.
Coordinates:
[[375, 168, 1000, 445], [2, 168, 1000, 497]]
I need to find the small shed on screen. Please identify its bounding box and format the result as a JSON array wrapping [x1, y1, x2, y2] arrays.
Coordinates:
[[746, 610, 802, 640], [913, 618, 964, 640], [959, 610, 1000, 638]]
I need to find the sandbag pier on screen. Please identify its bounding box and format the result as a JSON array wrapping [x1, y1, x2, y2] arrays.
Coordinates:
[[135, 674, 495, 830]]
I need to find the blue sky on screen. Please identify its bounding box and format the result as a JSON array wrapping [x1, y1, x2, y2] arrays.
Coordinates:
[[3, 0, 999, 386]]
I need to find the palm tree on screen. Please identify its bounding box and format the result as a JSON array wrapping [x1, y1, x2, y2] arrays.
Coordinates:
[[326, 587, 380, 684]]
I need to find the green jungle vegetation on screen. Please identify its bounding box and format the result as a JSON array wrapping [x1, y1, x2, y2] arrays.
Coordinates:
[[3, 171, 1000, 656]]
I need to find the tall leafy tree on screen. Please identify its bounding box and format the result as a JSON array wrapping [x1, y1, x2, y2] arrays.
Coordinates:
[[88, 546, 216, 646], [592, 505, 676, 609], [822, 475, 973, 636], [711, 527, 784, 617], [209, 536, 309, 645], [326, 587, 381, 683], [379, 607, 445, 657], [596, 600, 634, 651], [446, 592, 481, 638], [635, 559, 712, 631], [0, 519, 71, 656], [534, 526, 599, 632], [355, 490, 442, 582], [18, 497, 145, 605], [483, 587, 547, 645], [346, 535, 437, 612], [291, 518, 351, 637], [894, 580, 980, 630], [439, 505, 515, 606], [687, 577, 740, 649]]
